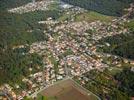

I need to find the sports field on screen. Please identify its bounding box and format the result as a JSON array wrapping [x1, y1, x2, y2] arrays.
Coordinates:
[[40, 79, 99, 100]]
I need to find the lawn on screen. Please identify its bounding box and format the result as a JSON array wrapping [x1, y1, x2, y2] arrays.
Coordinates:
[[125, 19, 134, 31], [37, 95, 57, 100]]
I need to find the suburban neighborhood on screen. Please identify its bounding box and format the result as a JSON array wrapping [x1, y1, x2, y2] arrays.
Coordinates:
[[0, 0, 134, 100]]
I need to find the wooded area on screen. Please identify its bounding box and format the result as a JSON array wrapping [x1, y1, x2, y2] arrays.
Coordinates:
[[62, 0, 133, 16]]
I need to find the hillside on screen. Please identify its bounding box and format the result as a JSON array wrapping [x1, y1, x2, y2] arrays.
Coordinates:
[[0, 0, 134, 99], [98, 33, 134, 60], [0, 0, 32, 10], [97, 19, 134, 60], [0, 0, 61, 85], [61, 0, 133, 16]]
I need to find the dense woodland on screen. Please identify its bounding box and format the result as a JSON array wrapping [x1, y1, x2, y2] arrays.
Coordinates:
[[115, 68, 134, 97], [0, 0, 32, 10], [62, 0, 134, 16]]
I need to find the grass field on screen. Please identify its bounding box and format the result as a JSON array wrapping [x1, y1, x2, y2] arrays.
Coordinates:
[[108, 67, 123, 75], [39, 79, 98, 100], [75, 11, 114, 22]]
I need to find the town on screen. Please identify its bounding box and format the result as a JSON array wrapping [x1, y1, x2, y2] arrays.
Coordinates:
[[0, 0, 134, 100]]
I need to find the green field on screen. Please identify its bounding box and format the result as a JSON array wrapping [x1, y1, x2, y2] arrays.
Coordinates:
[[75, 11, 114, 22]]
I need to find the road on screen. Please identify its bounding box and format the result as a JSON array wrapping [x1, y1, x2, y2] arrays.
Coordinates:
[[0, 91, 12, 100], [70, 78, 101, 100]]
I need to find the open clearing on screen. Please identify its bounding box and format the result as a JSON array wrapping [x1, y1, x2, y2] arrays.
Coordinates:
[[40, 79, 98, 100], [75, 11, 114, 22]]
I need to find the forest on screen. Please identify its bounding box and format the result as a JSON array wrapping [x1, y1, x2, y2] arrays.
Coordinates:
[[62, 0, 133, 16], [0, 0, 32, 10], [115, 68, 134, 97]]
